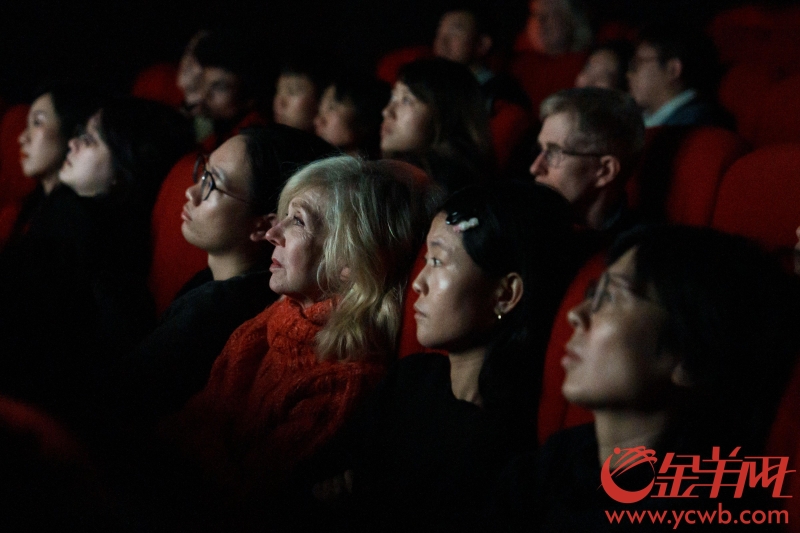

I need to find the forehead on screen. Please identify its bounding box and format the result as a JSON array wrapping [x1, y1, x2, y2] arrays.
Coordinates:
[[210, 136, 249, 176], [427, 212, 462, 250], [205, 67, 240, 84], [539, 111, 577, 144], [440, 11, 477, 31], [288, 187, 325, 213], [635, 42, 659, 58], [589, 49, 620, 71], [31, 93, 56, 114], [279, 74, 314, 89]]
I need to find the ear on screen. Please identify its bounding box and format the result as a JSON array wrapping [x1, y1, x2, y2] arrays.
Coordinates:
[[670, 360, 694, 388], [249, 214, 275, 242], [494, 272, 524, 317], [476, 34, 493, 58], [665, 57, 683, 83], [593, 155, 621, 189]]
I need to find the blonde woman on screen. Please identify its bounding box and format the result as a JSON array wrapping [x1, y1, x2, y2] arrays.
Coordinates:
[[162, 156, 439, 526]]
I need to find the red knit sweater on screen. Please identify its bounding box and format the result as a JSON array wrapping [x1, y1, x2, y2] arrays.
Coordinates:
[[165, 297, 386, 493]]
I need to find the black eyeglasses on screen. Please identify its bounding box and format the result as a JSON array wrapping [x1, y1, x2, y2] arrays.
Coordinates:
[[584, 272, 662, 314], [192, 153, 252, 204], [537, 145, 605, 168]]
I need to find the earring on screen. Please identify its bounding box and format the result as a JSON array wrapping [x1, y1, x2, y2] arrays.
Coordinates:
[[496, 312, 503, 320]]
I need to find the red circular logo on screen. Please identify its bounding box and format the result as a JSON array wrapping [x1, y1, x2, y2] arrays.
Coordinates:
[[600, 446, 658, 504]]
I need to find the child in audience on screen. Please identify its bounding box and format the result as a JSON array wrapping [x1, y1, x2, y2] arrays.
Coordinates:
[[273, 56, 327, 133], [314, 74, 389, 158]]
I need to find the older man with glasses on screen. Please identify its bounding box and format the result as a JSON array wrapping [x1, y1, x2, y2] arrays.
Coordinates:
[[530, 87, 644, 249]]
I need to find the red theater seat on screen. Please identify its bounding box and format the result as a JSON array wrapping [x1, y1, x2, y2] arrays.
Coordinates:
[[711, 143, 800, 253], [751, 73, 800, 147], [148, 153, 208, 316], [490, 100, 531, 172], [537, 253, 604, 444], [0, 105, 34, 248], [708, 6, 775, 66], [131, 62, 183, 109], [718, 63, 783, 143], [376, 46, 431, 85], [510, 51, 586, 113]]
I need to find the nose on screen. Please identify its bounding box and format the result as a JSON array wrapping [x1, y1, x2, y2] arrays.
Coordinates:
[[382, 101, 394, 119], [265, 218, 285, 247], [185, 181, 201, 204], [566, 299, 590, 331], [411, 264, 428, 295], [67, 136, 79, 153], [529, 150, 546, 176], [18, 127, 29, 145]]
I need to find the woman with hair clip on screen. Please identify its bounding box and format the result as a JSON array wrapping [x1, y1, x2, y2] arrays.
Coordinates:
[[0, 97, 193, 419], [106, 125, 336, 427], [314, 182, 578, 533], [380, 57, 493, 193], [496, 225, 800, 532], [158, 156, 439, 530]]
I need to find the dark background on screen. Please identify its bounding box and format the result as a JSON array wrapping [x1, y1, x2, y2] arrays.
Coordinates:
[[0, 0, 792, 104]]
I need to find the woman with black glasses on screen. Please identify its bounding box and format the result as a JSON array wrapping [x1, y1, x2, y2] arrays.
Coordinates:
[[105, 125, 335, 429]]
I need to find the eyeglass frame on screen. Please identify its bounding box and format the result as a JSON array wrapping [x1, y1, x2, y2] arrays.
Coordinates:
[[192, 153, 253, 204], [536, 144, 606, 169], [583, 271, 662, 314]]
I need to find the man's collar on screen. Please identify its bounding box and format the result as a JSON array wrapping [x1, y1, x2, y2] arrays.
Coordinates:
[[643, 89, 697, 128]]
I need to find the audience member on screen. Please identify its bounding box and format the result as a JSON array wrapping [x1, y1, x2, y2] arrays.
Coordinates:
[[530, 87, 644, 257], [314, 74, 389, 158], [10, 85, 102, 244], [627, 24, 728, 128], [273, 55, 327, 133], [193, 29, 272, 149], [495, 225, 800, 531], [319, 182, 577, 533], [575, 40, 634, 91], [381, 57, 492, 193], [106, 125, 336, 427], [175, 29, 214, 141], [519, 0, 592, 55], [158, 157, 439, 529], [432, 4, 532, 169], [0, 97, 193, 420]]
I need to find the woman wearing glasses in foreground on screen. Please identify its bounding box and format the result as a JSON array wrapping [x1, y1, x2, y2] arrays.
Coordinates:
[[496, 225, 800, 532], [105, 125, 335, 428]]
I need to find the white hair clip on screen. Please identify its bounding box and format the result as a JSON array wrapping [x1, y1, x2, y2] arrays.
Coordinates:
[[452, 217, 480, 233]]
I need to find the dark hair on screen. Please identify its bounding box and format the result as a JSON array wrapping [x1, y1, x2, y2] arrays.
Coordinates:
[[279, 52, 329, 99], [327, 74, 390, 158], [588, 40, 635, 91], [609, 225, 800, 452], [441, 182, 578, 439], [637, 23, 722, 98], [395, 58, 492, 191], [193, 28, 275, 102], [97, 97, 195, 212], [439, 1, 496, 39], [237, 124, 339, 215], [34, 84, 105, 142]]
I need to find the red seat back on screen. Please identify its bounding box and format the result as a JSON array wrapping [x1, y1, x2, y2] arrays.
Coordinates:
[[537, 253, 603, 444], [718, 63, 784, 142], [490, 100, 532, 172], [751, 74, 800, 147], [510, 51, 586, 114], [665, 127, 750, 226], [148, 153, 208, 316], [628, 126, 749, 226], [711, 143, 800, 253], [0, 105, 34, 248], [376, 46, 431, 85], [131, 62, 183, 109], [707, 6, 776, 66]]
